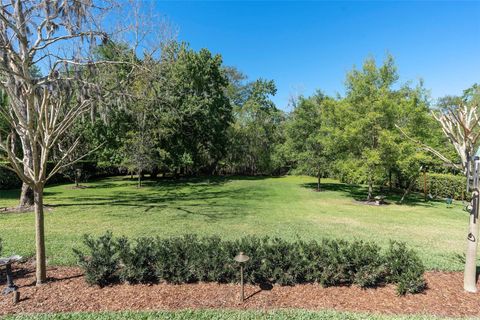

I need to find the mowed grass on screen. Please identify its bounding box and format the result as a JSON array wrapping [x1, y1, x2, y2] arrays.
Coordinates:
[[0, 175, 470, 270], [3, 309, 461, 320]]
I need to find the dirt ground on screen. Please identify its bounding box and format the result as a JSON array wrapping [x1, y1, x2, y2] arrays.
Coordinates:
[[1, 266, 480, 317]]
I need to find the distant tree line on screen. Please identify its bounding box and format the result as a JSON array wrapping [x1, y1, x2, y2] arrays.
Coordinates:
[[1, 40, 478, 199]]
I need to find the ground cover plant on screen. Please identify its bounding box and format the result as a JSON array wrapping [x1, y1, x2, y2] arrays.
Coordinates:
[[0, 176, 468, 271]]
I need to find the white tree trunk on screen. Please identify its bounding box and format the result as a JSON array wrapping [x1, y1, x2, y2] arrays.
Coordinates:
[[34, 188, 47, 285], [464, 215, 479, 292]]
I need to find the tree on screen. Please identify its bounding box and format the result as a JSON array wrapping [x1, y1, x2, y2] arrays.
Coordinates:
[[284, 92, 338, 191], [224, 79, 285, 175], [433, 87, 480, 293], [399, 83, 480, 292], [121, 130, 157, 188], [0, 0, 116, 285], [156, 43, 232, 175], [337, 56, 435, 201]]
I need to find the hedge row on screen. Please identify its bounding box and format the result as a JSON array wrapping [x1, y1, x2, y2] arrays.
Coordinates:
[[74, 233, 426, 295], [415, 173, 467, 200], [0, 168, 22, 190]]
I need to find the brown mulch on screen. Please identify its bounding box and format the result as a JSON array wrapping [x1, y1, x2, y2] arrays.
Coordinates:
[[1, 267, 480, 317]]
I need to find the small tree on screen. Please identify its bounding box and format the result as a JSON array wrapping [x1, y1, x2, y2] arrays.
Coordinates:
[[0, 0, 115, 285], [398, 85, 480, 292], [433, 104, 480, 293], [121, 130, 157, 188]]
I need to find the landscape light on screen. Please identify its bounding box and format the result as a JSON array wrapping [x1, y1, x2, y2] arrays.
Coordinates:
[[234, 252, 250, 302]]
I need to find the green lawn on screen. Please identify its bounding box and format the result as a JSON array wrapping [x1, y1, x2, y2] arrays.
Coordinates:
[[2, 309, 461, 320], [0, 175, 469, 270]]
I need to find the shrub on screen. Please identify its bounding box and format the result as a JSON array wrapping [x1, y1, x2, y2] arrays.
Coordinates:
[[74, 233, 426, 295], [384, 241, 426, 295], [0, 167, 21, 190], [73, 232, 121, 286], [416, 173, 467, 200], [118, 237, 159, 284]]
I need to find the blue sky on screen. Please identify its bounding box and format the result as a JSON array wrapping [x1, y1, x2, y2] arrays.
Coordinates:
[[151, 1, 479, 110]]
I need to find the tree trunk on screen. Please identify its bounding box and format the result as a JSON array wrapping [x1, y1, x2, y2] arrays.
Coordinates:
[[317, 171, 321, 192], [75, 170, 80, 188], [400, 178, 414, 203], [19, 143, 34, 208], [464, 157, 480, 293], [19, 182, 34, 208], [367, 177, 373, 201], [138, 172, 142, 188], [34, 188, 47, 285], [465, 185, 480, 292], [388, 170, 392, 192], [151, 167, 159, 179]]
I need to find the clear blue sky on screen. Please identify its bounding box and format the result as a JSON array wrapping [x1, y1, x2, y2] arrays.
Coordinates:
[[151, 1, 479, 110]]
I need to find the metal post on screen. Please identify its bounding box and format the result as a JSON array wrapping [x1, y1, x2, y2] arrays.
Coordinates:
[[2, 263, 18, 295], [423, 169, 427, 201], [465, 155, 480, 292], [240, 265, 244, 302]]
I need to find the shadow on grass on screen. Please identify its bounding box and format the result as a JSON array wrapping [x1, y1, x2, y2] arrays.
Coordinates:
[[301, 182, 444, 207], [48, 176, 269, 222]]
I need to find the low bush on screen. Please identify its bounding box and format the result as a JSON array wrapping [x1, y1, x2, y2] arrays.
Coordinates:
[[118, 237, 160, 284], [73, 232, 122, 286], [74, 233, 426, 295], [384, 241, 426, 294]]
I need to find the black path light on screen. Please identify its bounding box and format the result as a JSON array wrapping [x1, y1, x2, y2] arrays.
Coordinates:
[[0, 255, 22, 304], [234, 252, 250, 302]]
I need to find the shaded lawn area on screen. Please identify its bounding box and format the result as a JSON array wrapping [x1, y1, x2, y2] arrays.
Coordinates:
[[2, 309, 460, 320], [0, 175, 469, 270]]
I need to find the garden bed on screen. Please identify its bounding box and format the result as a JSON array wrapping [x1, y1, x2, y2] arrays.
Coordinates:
[[1, 266, 480, 317]]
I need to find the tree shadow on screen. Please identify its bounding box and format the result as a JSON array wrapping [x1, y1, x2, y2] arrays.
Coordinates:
[[245, 281, 273, 301], [48, 177, 269, 222], [301, 182, 444, 207]]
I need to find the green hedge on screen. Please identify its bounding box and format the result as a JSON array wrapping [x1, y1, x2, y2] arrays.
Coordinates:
[[416, 173, 467, 200], [74, 233, 426, 295], [0, 168, 22, 190]]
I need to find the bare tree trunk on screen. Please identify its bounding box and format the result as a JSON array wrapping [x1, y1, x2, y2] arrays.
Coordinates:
[[19, 142, 34, 208], [19, 182, 34, 208], [138, 172, 142, 188], [400, 179, 415, 203], [34, 188, 47, 285], [367, 177, 373, 201], [464, 201, 479, 292], [75, 170, 80, 188], [317, 171, 321, 192], [465, 157, 480, 292], [388, 170, 392, 191]]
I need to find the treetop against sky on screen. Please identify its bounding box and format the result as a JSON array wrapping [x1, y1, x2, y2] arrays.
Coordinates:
[[137, 0, 479, 110]]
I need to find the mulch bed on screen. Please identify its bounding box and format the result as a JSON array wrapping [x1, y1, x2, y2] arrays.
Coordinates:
[[1, 267, 480, 317]]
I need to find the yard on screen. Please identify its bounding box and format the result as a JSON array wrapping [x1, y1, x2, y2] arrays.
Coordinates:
[[0, 175, 468, 271]]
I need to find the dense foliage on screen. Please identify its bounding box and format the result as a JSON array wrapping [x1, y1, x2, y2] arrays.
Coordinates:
[[1, 37, 476, 202], [74, 233, 426, 295], [415, 173, 467, 200]]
